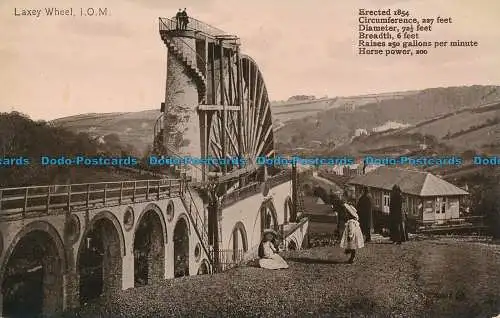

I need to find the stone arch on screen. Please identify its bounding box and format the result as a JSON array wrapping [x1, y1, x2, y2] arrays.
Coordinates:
[[284, 196, 293, 224], [251, 199, 279, 244], [173, 215, 190, 277], [76, 211, 124, 305], [76, 211, 126, 263], [229, 222, 248, 262], [133, 204, 167, 287], [176, 213, 191, 235], [197, 259, 210, 275], [135, 203, 168, 245], [1, 221, 67, 317], [260, 199, 278, 233], [302, 183, 312, 196]]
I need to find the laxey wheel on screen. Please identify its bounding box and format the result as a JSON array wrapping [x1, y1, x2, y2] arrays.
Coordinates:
[[207, 55, 275, 186]]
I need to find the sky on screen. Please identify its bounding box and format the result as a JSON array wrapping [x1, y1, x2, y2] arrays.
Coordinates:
[[0, 0, 499, 120]]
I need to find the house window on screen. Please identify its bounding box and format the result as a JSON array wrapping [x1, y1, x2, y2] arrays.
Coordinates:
[[424, 200, 433, 209], [383, 194, 390, 207], [374, 191, 381, 207], [441, 197, 447, 214]]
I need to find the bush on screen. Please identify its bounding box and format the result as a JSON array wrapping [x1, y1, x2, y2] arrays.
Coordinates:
[[308, 233, 336, 247]]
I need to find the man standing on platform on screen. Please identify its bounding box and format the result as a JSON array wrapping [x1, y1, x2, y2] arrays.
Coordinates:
[[356, 186, 373, 242], [181, 8, 189, 30], [175, 9, 182, 29]]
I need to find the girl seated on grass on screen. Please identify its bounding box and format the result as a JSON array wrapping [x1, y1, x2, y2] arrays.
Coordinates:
[[340, 203, 365, 263], [258, 229, 289, 270]]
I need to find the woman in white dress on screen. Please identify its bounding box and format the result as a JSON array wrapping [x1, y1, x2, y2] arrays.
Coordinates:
[[258, 229, 289, 270], [340, 203, 365, 263]]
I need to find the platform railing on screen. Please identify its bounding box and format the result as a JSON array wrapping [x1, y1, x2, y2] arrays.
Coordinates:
[[159, 16, 226, 37], [0, 179, 184, 218]]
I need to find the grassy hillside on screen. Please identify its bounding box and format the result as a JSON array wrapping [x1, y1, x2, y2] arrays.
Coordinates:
[[327, 100, 500, 156], [53, 110, 160, 155], [276, 85, 500, 152], [53, 86, 500, 156], [271, 91, 418, 129], [52, 90, 420, 153], [0, 112, 151, 187]]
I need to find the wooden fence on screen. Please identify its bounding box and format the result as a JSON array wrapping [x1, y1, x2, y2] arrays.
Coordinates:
[[411, 215, 488, 234]]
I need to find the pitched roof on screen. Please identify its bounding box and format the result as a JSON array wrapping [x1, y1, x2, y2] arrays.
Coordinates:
[[348, 166, 468, 197]]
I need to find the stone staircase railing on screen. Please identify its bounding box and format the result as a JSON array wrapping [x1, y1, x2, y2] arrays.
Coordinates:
[[159, 33, 207, 103]]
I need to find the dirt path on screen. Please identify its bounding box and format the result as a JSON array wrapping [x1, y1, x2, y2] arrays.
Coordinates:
[[66, 239, 500, 317]]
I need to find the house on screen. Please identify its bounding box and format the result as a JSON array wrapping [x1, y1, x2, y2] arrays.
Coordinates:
[[354, 128, 368, 137], [342, 164, 363, 177], [348, 166, 469, 231]]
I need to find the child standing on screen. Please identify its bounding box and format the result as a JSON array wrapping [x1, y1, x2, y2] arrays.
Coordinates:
[[340, 203, 365, 263]]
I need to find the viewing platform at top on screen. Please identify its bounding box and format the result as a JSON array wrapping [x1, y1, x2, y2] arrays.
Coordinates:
[[159, 17, 241, 46]]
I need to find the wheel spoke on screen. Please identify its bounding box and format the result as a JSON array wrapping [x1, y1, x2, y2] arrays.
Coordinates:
[[253, 100, 269, 156], [256, 123, 273, 157], [204, 55, 274, 184], [251, 77, 265, 156]]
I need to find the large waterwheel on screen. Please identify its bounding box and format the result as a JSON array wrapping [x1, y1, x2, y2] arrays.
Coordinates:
[[208, 55, 274, 177]]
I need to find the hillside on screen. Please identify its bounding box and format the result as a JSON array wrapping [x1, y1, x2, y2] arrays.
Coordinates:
[[276, 85, 500, 153], [52, 86, 500, 156], [52, 91, 418, 152], [53, 110, 160, 155], [272, 90, 418, 130], [328, 100, 500, 156], [0, 112, 152, 187]]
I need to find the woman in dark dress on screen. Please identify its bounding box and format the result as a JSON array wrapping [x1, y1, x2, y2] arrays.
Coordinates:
[[389, 184, 405, 244]]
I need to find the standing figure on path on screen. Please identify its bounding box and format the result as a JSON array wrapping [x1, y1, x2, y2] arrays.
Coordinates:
[[175, 9, 182, 30], [389, 184, 405, 244], [356, 187, 373, 242], [340, 203, 365, 263], [258, 229, 289, 270], [332, 196, 345, 244]]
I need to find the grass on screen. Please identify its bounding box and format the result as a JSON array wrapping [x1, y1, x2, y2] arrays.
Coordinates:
[[66, 237, 500, 318]]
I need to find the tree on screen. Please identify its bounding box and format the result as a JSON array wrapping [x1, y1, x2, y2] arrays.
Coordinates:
[[483, 182, 500, 238]]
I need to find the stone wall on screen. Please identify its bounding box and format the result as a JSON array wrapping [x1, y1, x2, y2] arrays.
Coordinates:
[[220, 181, 293, 255], [0, 195, 211, 315], [164, 34, 202, 181]]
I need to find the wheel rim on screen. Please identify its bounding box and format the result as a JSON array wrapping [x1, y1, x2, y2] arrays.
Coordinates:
[[208, 55, 274, 174]]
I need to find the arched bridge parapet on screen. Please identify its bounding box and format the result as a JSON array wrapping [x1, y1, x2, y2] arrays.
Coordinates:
[[0, 220, 68, 285], [0, 178, 205, 313]]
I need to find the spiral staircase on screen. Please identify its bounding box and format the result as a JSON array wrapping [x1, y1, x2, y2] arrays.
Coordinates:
[[160, 34, 207, 103], [155, 29, 218, 271]]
